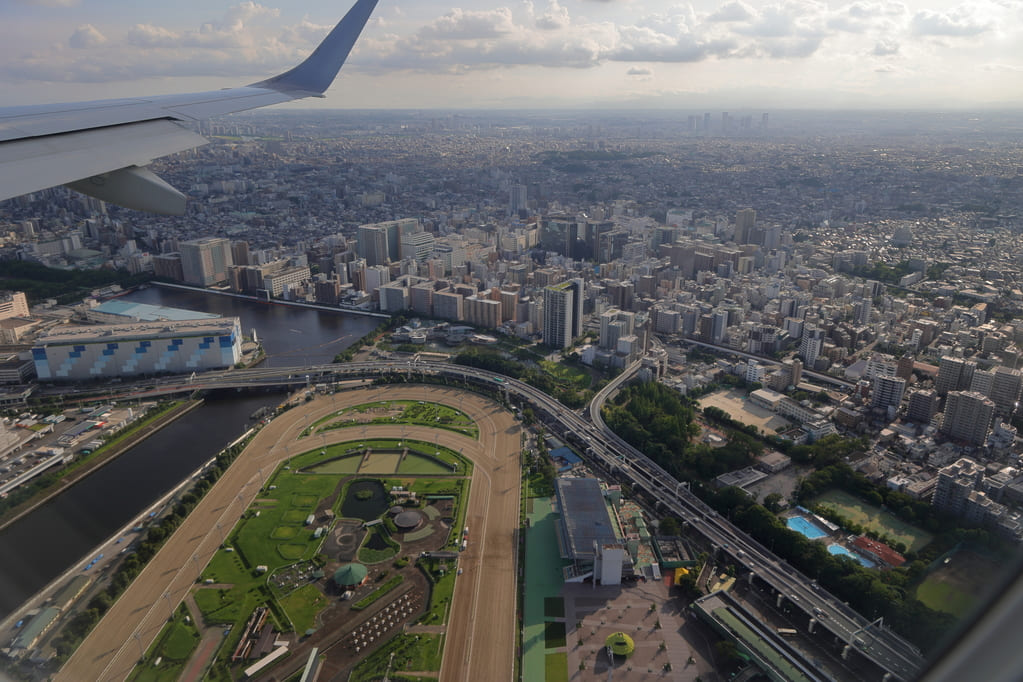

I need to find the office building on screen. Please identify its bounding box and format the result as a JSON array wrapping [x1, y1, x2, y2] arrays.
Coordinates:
[[599, 309, 635, 350], [0, 292, 29, 321], [509, 184, 527, 215], [400, 231, 435, 263], [356, 224, 389, 267], [735, 208, 756, 244], [179, 237, 233, 286]]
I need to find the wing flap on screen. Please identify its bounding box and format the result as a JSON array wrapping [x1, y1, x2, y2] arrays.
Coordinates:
[[0, 119, 207, 203]]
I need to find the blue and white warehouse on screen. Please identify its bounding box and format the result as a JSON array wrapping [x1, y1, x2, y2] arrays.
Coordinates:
[[33, 318, 243, 380]]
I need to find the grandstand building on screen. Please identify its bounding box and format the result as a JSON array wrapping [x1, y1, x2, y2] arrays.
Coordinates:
[[554, 477, 634, 584]]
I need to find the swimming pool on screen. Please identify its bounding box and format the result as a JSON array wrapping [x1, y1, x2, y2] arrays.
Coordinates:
[[828, 544, 877, 568], [786, 516, 828, 540]]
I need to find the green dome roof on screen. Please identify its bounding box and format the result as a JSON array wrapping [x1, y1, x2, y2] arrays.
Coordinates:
[[604, 632, 635, 658], [333, 563, 368, 586]]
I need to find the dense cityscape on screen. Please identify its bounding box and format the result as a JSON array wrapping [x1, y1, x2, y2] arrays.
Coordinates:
[[2, 108, 1023, 681]]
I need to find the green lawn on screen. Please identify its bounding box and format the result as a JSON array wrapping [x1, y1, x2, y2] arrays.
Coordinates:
[[544, 597, 565, 618], [545, 653, 568, 682], [350, 633, 444, 681], [304, 455, 362, 474], [127, 605, 200, 682], [279, 584, 328, 632], [544, 621, 567, 648], [271, 526, 298, 540], [298, 439, 471, 477], [916, 579, 975, 618], [304, 400, 479, 440], [540, 360, 592, 389], [399, 453, 456, 475], [203, 549, 250, 585], [812, 489, 933, 552], [419, 560, 457, 625], [916, 551, 1001, 617]]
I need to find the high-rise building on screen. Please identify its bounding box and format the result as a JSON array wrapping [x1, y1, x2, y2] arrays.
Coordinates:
[[935, 356, 975, 396], [399, 231, 435, 263], [907, 389, 939, 424], [735, 208, 756, 244], [230, 240, 250, 266], [357, 224, 389, 267], [357, 218, 419, 265], [509, 184, 527, 215], [543, 279, 583, 349], [599, 309, 635, 350], [179, 237, 233, 287], [941, 391, 995, 446], [871, 375, 906, 411], [799, 326, 825, 367], [464, 295, 502, 329], [990, 366, 1023, 416]]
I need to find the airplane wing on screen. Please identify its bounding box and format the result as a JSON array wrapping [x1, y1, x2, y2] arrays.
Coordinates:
[[0, 0, 378, 215]]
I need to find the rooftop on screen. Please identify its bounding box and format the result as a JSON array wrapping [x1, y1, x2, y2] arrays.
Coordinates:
[[555, 477, 618, 561], [92, 300, 220, 322], [36, 317, 240, 345]]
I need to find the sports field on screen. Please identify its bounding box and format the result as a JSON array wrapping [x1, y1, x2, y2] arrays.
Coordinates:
[[811, 489, 933, 552], [916, 551, 1001, 618]]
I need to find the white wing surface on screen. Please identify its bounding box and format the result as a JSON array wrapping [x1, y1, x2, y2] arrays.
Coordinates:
[[0, 0, 378, 214]]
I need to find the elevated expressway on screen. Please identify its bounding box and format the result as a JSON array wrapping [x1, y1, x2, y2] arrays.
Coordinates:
[[95, 358, 923, 680]]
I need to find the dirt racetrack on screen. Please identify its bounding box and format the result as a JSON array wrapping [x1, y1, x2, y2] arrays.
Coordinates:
[[55, 384, 520, 682]]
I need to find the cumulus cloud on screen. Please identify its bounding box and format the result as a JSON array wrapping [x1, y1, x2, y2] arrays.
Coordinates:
[[2, 1, 313, 84], [872, 38, 899, 55], [7, 0, 1013, 91], [69, 24, 107, 49], [417, 8, 516, 40], [910, 8, 992, 37], [708, 1, 755, 23], [536, 1, 571, 31]]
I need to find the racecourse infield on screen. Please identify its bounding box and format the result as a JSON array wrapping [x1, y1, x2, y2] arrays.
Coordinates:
[[55, 385, 521, 682]]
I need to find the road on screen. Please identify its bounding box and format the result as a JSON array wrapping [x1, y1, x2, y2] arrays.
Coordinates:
[[55, 385, 520, 682]]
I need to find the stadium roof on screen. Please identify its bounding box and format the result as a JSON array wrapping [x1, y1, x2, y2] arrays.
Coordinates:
[[556, 477, 618, 561]]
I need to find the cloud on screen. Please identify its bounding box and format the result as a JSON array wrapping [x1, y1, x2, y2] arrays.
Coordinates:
[[626, 67, 652, 76], [416, 8, 516, 40], [69, 24, 107, 49], [708, 1, 754, 23], [872, 39, 899, 56], [910, 8, 992, 37], [536, 1, 571, 31]]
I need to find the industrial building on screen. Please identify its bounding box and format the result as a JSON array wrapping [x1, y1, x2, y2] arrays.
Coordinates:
[[32, 318, 242, 380]]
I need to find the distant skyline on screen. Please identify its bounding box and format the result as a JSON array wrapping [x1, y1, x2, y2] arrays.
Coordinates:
[[2, 0, 1022, 110]]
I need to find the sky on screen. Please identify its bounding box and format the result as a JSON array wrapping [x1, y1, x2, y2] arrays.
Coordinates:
[[1, 0, 1022, 110]]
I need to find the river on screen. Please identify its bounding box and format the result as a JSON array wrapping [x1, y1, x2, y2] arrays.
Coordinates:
[[0, 289, 378, 621]]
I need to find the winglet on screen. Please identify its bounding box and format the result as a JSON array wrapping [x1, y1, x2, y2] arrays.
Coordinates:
[[251, 0, 379, 95]]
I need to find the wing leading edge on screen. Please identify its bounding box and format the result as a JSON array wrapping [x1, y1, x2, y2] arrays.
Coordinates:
[[0, 0, 379, 214]]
